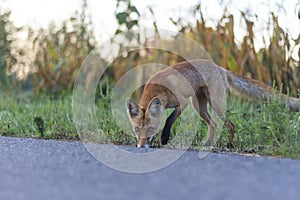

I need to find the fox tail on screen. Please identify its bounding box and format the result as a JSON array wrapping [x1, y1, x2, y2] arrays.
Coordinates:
[[224, 69, 300, 112]]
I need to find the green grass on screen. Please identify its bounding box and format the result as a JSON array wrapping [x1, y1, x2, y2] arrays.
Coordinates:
[[0, 93, 78, 140], [227, 96, 300, 159], [0, 91, 299, 159]]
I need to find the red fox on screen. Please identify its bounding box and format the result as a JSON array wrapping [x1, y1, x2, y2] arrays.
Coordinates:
[[126, 59, 300, 148]]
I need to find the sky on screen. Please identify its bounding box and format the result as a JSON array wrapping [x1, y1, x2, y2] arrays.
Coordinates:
[[1, 0, 299, 50]]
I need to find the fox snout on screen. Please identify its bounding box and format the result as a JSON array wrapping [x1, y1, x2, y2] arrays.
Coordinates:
[[137, 137, 152, 148]]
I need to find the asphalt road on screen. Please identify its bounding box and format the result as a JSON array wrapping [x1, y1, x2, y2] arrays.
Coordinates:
[[1, 136, 300, 200]]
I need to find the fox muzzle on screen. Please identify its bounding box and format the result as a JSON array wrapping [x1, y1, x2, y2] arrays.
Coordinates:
[[137, 136, 154, 148]]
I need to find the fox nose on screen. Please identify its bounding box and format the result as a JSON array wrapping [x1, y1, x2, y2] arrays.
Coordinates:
[[137, 137, 154, 148], [137, 137, 150, 148]]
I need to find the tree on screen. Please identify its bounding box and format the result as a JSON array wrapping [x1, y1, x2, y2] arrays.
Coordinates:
[[29, 0, 96, 93], [0, 9, 19, 91]]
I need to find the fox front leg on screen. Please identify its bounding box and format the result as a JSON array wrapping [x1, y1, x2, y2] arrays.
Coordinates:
[[161, 101, 187, 145]]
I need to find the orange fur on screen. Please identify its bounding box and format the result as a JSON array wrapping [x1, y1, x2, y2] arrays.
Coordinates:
[[127, 59, 300, 147]]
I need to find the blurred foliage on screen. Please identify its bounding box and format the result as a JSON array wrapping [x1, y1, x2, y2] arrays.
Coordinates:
[[28, 0, 96, 94], [170, 5, 300, 95], [111, 0, 141, 82], [0, 9, 21, 91], [0, 0, 299, 96], [115, 0, 140, 35], [110, 2, 299, 97]]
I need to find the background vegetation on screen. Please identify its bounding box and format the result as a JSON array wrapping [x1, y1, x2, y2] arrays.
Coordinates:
[[0, 0, 299, 158]]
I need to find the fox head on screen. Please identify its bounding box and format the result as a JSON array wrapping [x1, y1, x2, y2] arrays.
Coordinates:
[[126, 97, 164, 148]]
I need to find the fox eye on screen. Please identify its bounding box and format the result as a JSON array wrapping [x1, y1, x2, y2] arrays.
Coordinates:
[[134, 127, 140, 132], [147, 127, 154, 132]]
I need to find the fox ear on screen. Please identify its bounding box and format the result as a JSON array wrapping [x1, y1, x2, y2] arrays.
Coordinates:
[[147, 97, 163, 117], [126, 99, 139, 118]]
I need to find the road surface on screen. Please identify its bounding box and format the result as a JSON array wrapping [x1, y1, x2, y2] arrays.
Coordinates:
[[1, 136, 300, 200]]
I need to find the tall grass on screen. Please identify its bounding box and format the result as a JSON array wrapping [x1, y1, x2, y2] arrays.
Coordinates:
[[1, 1, 297, 98], [109, 3, 299, 97], [28, 1, 96, 94]]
